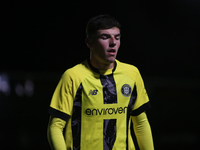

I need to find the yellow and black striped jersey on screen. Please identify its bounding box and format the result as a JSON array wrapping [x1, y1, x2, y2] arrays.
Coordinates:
[[48, 59, 151, 150]]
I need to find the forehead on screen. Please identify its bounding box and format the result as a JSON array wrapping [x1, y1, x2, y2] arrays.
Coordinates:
[[97, 27, 120, 35]]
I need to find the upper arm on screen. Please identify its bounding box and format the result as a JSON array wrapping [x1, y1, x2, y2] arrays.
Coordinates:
[[48, 115, 67, 130], [131, 112, 148, 126]]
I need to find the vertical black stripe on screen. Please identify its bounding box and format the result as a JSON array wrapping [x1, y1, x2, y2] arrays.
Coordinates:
[[72, 84, 83, 150], [100, 74, 117, 150], [103, 119, 116, 150], [100, 74, 117, 104], [126, 84, 137, 150]]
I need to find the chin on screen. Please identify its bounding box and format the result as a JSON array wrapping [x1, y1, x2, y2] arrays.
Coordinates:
[[107, 58, 116, 63], [103, 56, 117, 64]]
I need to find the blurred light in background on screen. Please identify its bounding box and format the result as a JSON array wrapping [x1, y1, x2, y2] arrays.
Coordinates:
[[15, 84, 24, 97], [24, 79, 34, 97], [0, 73, 34, 97], [0, 73, 10, 96], [15, 80, 34, 97]]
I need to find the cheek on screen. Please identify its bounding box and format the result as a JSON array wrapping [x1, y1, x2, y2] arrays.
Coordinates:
[[96, 42, 108, 50], [118, 41, 121, 46], [116, 42, 121, 49]]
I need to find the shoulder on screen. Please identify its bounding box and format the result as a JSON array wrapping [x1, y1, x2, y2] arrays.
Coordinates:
[[116, 60, 144, 83], [61, 60, 91, 81], [116, 60, 140, 75]]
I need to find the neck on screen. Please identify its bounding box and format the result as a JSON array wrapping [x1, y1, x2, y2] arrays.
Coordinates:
[[90, 59, 114, 70], [90, 57, 114, 70]]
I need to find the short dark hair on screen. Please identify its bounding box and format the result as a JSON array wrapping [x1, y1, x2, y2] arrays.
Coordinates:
[[86, 14, 121, 38]]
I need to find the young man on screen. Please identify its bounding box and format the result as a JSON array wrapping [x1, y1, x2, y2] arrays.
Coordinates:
[[47, 15, 154, 150]]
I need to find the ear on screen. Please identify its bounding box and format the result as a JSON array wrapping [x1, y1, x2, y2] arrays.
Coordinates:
[[85, 37, 93, 49]]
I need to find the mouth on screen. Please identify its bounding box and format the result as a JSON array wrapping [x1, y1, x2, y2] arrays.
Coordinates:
[[107, 49, 116, 55]]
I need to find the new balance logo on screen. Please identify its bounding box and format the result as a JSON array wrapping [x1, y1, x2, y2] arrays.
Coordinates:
[[88, 89, 98, 96]]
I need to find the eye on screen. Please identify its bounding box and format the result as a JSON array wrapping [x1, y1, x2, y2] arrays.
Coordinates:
[[101, 35, 109, 40], [115, 36, 120, 40], [101, 36, 108, 40]]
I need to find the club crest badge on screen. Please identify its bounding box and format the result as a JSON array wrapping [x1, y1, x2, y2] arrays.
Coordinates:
[[121, 84, 132, 97]]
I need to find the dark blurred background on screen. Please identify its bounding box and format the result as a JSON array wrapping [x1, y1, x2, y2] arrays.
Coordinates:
[[1, 0, 200, 149]]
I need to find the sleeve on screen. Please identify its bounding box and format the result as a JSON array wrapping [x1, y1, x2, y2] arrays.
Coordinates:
[[131, 112, 154, 150], [131, 69, 151, 116], [48, 70, 74, 121], [47, 115, 67, 150]]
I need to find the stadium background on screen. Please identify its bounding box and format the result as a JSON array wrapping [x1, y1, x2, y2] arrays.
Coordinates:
[[1, 1, 200, 149]]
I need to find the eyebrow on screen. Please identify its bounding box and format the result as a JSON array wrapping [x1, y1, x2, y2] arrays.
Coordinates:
[[100, 33, 121, 37]]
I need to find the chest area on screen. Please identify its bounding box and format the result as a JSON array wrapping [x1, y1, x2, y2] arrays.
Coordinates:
[[81, 74, 135, 108]]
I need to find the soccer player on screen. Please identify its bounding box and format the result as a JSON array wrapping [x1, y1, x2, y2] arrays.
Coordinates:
[[47, 14, 154, 150]]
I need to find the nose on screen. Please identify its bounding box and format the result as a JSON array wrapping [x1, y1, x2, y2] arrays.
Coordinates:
[[109, 37, 116, 47]]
